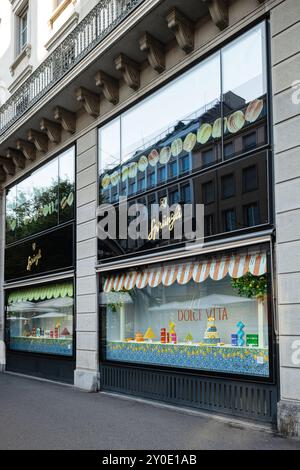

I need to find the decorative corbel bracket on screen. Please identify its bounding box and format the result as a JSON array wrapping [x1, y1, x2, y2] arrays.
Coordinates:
[[28, 129, 49, 153], [166, 8, 194, 53], [95, 71, 119, 105], [0, 156, 15, 176], [75, 87, 100, 117], [202, 0, 229, 31], [53, 106, 76, 134], [40, 118, 62, 144], [16, 139, 36, 161], [0, 166, 6, 183], [6, 148, 26, 170], [115, 54, 140, 91], [139, 32, 165, 74]]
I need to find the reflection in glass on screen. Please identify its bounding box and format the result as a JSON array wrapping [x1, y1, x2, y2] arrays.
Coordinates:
[[243, 165, 258, 192], [243, 132, 257, 152], [221, 174, 235, 199], [121, 53, 221, 164], [59, 148, 75, 224], [15, 159, 59, 240], [222, 23, 267, 158], [98, 23, 268, 205], [5, 147, 75, 245], [99, 153, 269, 259], [99, 118, 121, 203], [244, 203, 260, 227], [223, 208, 237, 232], [99, 53, 221, 203], [6, 186, 17, 244]]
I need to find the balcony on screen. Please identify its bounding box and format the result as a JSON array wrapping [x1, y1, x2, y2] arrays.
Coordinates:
[[0, 0, 144, 137]]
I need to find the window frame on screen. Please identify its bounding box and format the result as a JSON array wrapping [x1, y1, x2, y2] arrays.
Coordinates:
[[97, 21, 272, 261], [99, 243, 276, 384], [5, 145, 76, 248], [17, 3, 29, 54], [49, 0, 74, 29], [5, 278, 76, 360]]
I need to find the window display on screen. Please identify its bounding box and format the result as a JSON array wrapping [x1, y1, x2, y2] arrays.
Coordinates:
[[101, 248, 270, 377], [6, 281, 74, 356]]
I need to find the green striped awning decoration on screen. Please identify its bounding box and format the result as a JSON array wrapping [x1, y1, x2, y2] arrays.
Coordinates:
[[8, 282, 74, 304]]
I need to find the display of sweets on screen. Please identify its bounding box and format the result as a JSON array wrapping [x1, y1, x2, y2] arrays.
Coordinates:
[[160, 328, 167, 343], [161, 327, 172, 344], [61, 327, 70, 336], [171, 333, 177, 344], [144, 328, 156, 342], [135, 332, 144, 342], [231, 334, 238, 346], [203, 316, 220, 344]]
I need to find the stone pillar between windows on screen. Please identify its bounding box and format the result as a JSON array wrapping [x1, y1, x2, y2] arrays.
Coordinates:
[[271, 0, 300, 438], [74, 128, 99, 391]]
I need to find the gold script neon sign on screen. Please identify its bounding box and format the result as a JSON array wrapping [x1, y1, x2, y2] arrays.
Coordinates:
[[148, 198, 183, 241], [27, 243, 42, 272]]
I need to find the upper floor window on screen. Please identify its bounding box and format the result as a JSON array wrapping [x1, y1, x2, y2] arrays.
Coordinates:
[[221, 174, 235, 199], [243, 132, 257, 152], [49, 0, 75, 30], [243, 165, 258, 192], [18, 5, 28, 53], [202, 149, 215, 168], [224, 142, 234, 160], [99, 22, 268, 202], [202, 181, 215, 204], [5, 147, 75, 246], [223, 208, 237, 232]]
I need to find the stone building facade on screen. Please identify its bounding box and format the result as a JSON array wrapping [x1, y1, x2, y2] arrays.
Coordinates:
[[0, 0, 299, 437]]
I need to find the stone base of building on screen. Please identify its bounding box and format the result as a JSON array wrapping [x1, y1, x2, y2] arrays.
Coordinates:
[[74, 369, 100, 392], [0, 340, 5, 373], [278, 400, 300, 438]]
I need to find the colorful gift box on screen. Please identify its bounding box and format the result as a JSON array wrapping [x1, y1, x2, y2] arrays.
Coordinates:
[[231, 334, 238, 346]]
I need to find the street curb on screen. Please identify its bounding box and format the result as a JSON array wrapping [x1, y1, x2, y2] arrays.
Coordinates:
[[4, 371, 291, 441], [100, 390, 279, 436], [4, 371, 74, 388]]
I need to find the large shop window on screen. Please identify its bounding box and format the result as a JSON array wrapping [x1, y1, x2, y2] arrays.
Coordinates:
[[101, 247, 271, 378], [99, 22, 267, 202], [98, 23, 269, 259], [6, 281, 74, 357], [6, 147, 75, 245]]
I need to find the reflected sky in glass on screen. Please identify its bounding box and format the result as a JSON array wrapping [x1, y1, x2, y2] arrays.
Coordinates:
[[121, 53, 221, 163]]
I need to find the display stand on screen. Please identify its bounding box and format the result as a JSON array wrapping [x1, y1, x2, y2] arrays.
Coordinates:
[[120, 304, 126, 342], [258, 296, 265, 348]]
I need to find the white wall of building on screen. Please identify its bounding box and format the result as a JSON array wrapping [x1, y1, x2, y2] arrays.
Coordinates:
[[0, 0, 99, 101]]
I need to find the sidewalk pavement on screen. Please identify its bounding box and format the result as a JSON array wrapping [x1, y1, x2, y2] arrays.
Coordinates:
[[0, 373, 299, 450]]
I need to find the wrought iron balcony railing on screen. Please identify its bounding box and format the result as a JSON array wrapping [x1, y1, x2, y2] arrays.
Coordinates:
[[0, 0, 144, 137]]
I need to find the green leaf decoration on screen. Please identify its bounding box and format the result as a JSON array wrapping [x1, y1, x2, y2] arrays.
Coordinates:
[[8, 282, 74, 304], [231, 273, 267, 299]]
